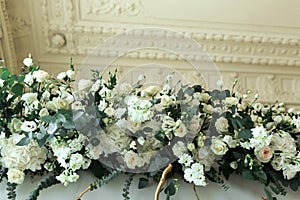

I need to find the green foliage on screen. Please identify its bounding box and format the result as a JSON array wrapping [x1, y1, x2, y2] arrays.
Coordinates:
[[27, 175, 60, 200], [90, 160, 110, 179], [91, 169, 119, 191], [0, 167, 7, 183], [164, 179, 178, 200], [7, 182, 17, 200], [122, 174, 135, 200], [206, 168, 229, 191], [138, 177, 149, 189], [238, 129, 252, 139]]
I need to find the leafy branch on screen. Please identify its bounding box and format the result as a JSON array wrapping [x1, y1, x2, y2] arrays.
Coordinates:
[[27, 175, 60, 200], [122, 174, 135, 200], [7, 182, 17, 200]]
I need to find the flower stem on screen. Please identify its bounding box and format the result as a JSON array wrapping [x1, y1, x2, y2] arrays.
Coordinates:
[[193, 184, 200, 200], [74, 184, 93, 200], [154, 164, 173, 200]]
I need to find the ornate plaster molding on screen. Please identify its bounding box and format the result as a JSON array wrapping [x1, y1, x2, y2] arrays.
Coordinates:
[[39, 0, 300, 67], [85, 0, 145, 16], [0, 0, 17, 72]]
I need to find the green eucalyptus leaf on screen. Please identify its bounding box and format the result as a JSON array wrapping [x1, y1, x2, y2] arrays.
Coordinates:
[[11, 83, 24, 96], [290, 178, 298, 191], [138, 177, 149, 189], [1, 70, 10, 80], [63, 120, 75, 129], [47, 122, 58, 134], [56, 114, 66, 123], [164, 181, 177, 196], [41, 115, 56, 123], [264, 187, 274, 200], [242, 170, 255, 180], [238, 129, 252, 139], [254, 170, 267, 184], [16, 137, 30, 146]]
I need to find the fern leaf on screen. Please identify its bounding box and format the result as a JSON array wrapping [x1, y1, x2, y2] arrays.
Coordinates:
[[7, 182, 17, 200], [27, 175, 60, 200]]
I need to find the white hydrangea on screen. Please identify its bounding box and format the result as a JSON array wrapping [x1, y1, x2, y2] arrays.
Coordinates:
[[127, 98, 152, 123], [183, 163, 206, 186], [56, 170, 79, 186], [69, 153, 84, 171], [0, 134, 47, 171], [178, 153, 193, 168], [241, 126, 272, 150]]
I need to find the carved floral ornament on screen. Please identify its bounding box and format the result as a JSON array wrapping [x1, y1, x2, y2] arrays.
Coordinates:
[[85, 0, 145, 16]]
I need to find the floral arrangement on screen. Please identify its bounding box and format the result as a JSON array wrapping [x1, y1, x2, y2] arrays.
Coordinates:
[[0, 56, 299, 200]]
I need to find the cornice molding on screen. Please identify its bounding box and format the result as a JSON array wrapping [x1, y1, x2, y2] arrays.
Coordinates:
[[39, 0, 300, 67]]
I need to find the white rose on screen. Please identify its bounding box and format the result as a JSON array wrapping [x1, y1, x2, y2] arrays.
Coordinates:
[[255, 146, 273, 163], [197, 146, 215, 171], [124, 150, 145, 169], [24, 74, 34, 85], [225, 97, 238, 107], [8, 118, 22, 134], [23, 57, 33, 67], [39, 108, 49, 117], [271, 131, 296, 154], [273, 115, 282, 124], [230, 161, 238, 169], [104, 107, 115, 117], [210, 138, 228, 155], [223, 135, 237, 148], [20, 121, 37, 132], [66, 70, 75, 79], [283, 165, 298, 180], [160, 95, 174, 107], [189, 116, 201, 132], [45, 101, 57, 111], [215, 117, 229, 133], [42, 90, 51, 100], [172, 141, 187, 157], [253, 103, 263, 112], [0, 79, 4, 87], [32, 70, 50, 82], [57, 72, 67, 80], [71, 101, 84, 110], [53, 97, 69, 110], [203, 104, 213, 114], [7, 169, 25, 184], [174, 121, 187, 137], [21, 93, 38, 104], [271, 156, 282, 171], [142, 85, 161, 97], [194, 92, 210, 103], [78, 79, 93, 91]]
